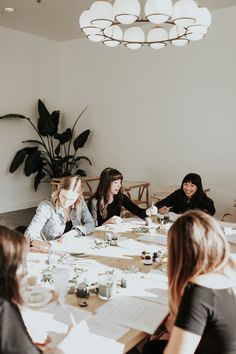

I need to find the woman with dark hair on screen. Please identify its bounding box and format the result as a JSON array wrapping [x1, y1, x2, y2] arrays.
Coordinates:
[[25, 176, 94, 251], [87, 167, 156, 226], [143, 210, 236, 354], [155, 173, 215, 215], [0, 225, 61, 354]]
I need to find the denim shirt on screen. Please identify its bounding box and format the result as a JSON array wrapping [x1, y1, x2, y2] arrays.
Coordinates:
[[25, 200, 95, 241]]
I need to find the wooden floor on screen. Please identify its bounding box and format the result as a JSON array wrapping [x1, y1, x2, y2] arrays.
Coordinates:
[[0, 207, 36, 230]]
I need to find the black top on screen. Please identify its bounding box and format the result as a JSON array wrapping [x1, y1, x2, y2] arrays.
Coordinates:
[[0, 297, 41, 354], [88, 193, 147, 226], [175, 283, 236, 354], [155, 189, 215, 215], [64, 220, 73, 233]]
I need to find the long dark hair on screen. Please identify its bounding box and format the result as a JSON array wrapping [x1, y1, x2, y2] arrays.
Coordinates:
[[168, 210, 231, 315], [92, 167, 123, 218], [0, 225, 27, 305], [181, 173, 206, 203]]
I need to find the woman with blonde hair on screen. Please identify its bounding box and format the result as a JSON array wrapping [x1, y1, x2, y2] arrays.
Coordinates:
[[143, 210, 236, 354], [25, 176, 94, 251], [0, 225, 62, 353]]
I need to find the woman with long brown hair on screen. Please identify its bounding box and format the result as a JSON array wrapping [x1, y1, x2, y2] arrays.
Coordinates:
[[0, 225, 61, 353], [25, 176, 94, 251], [87, 167, 156, 226], [143, 210, 236, 354]]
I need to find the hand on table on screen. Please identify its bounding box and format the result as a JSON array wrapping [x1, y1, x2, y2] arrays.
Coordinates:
[[30, 240, 50, 253], [158, 206, 172, 215], [104, 216, 123, 224], [146, 202, 158, 216], [59, 229, 78, 243]]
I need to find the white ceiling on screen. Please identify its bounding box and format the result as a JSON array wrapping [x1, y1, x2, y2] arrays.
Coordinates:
[[0, 0, 236, 42]]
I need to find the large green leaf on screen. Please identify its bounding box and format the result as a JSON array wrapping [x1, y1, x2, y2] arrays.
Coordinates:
[[9, 149, 27, 173], [23, 140, 45, 147], [54, 128, 72, 145], [75, 169, 86, 176], [51, 110, 60, 134], [0, 114, 29, 121], [24, 150, 42, 176], [34, 171, 46, 191], [73, 129, 90, 151], [37, 99, 57, 136], [74, 156, 92, 165]]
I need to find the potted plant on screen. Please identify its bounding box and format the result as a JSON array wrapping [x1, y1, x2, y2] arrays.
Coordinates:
[[0, 99, 91, 190]]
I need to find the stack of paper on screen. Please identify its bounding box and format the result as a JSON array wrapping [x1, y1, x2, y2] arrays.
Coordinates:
[[96, 296, 168, 335]]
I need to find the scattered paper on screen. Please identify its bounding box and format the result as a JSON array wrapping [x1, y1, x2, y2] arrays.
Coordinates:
[[86, 316, 129, 340], [96, 296, 168, 334], [21, 302, 92, 348], [137, 234, 168, 246], [227, 234, 236, 244], [59, 320, 124, 354]]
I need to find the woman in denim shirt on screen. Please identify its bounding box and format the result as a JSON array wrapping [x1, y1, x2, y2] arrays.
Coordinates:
[[25, 176, 95, 251]]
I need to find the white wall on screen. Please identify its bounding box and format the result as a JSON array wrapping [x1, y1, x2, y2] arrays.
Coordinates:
[[0, 27, 60, 212], [60, 6, 236, 218], [0, 6, 235, 218]]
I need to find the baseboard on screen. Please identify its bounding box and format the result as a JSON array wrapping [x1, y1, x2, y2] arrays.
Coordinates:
[[0, 198, 47, 214]]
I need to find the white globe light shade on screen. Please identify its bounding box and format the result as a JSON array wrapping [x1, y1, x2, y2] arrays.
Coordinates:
[[87, 34, 105, 42], [145, 0, 172, 25], [103, 25, 123, 47], [113, 0, 141, 25], [90, 1, 114, 29], [147, 28, 168, 49], [195, 7, 211, 27], [169, 25, 188, 46], [79, 10, 92, 29], [186, 6, 211, 42], [79, 10, 102, 35], [172, 0, 198, 27], [124, 26, 145, 49], [186, 31, 205, 41], [186, 24, 207, 41]]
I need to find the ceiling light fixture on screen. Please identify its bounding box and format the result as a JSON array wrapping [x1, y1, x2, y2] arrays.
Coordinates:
[[2, 7, 15, 13], [79, 0, 211, 50]]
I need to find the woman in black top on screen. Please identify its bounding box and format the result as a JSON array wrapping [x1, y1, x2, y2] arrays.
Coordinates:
[[155, 173, 215, 215], [0, 226, 61, 354], [143, 211, 236, 354], [87, 167, 155, 226]]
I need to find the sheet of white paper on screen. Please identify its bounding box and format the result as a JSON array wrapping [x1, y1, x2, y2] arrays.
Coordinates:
[[96, 223, 134, 232], [59, 320, 124, 354], [96, 296, 168, 334], [26, 252, 48, 263], [21, 302, 92, 348], [123, 217, 146, 225], [86, 316, 129, 340], [227, 234, 236, 244], [114, 273, 168, 305], [218, 220, 236, 228], [118, 238, 159, 255], [168, 212, 179, 221], [137, 234, 168, 246]]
